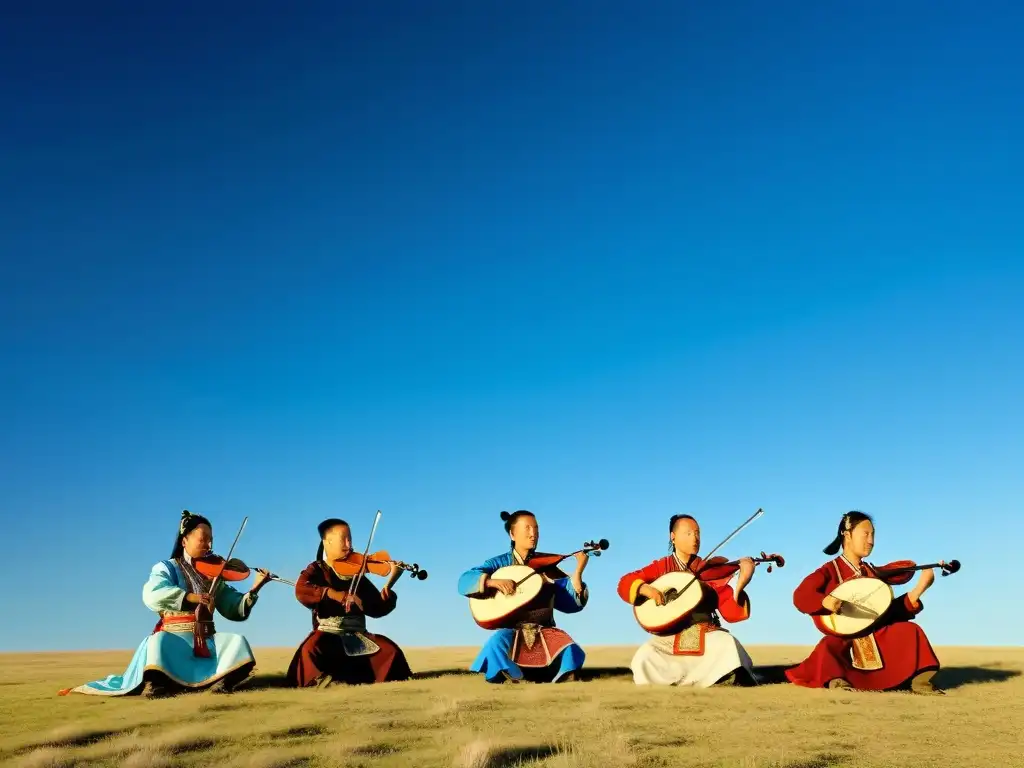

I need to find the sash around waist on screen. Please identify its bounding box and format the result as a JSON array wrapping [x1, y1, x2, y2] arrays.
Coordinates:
[[317, 615, 367, 634], [158, 612, 214, 635]]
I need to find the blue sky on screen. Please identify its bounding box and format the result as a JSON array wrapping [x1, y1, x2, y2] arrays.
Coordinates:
[[2, 2, 1022, 654]]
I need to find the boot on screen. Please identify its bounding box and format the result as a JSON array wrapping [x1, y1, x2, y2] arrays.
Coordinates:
[[827, 678, 854, 691], [911, 670, 945, 695]]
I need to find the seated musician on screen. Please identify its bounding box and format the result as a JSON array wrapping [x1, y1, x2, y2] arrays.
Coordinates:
[[286, 518, 412, 687], [458, 510, 588, 683], [617, 514, 756, 687], [60, 511, 267, 697], [785, 511, 943, 694]]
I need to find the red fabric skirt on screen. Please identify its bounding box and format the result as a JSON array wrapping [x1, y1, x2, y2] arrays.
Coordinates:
[[286, 630, 411, 687], [786, 621, 939, 690]]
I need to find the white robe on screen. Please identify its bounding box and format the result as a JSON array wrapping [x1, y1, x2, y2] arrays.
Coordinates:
[[630, 630, 753, 687], [630, 573, 753, 688]]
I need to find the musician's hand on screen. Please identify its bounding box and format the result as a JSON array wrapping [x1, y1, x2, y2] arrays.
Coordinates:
[[344, 592, 364, 613], [822, 595, 843, 613], [486, 578, 517, 596], [639, 584, 666, 605], [736, 557, 755, 585], [574, 551, 589, 573], [251, 568, 271, 592], [916, 568, 936, 592], [186, 592, 214, 610]]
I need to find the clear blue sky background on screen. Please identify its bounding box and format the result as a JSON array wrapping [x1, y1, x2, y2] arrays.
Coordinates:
[[2, 2, 1022, 654]]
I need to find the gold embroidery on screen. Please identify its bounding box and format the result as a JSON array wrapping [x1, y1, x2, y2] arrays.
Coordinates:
[[675, 625, 703, 652], [850, 634, 884, 671], [520, 623, 540, 650]]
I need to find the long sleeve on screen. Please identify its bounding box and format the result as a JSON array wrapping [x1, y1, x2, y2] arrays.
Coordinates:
[[458, 555, 507, 597], [142, 561, 188, 613], [792, 566, 834, 616], [616, 559, 667, 605], [214, 582, 257, 621], [295, 562, 330, 610], [357, 577, 398, 618], [710, 578, 750, 623], [553, 576, 588, 614], [884, 593, 924, 623]]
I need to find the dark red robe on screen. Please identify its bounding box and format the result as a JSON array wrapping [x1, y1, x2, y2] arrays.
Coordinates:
[[786, 556, 939, 690], [286, 561, 412, 687], [617, 554, 751, 656]]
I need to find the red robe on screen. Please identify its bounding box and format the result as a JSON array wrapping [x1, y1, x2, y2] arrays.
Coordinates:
[[786, 557, 940, 690], [617, 555, 750, 655], [286, 561, 411, 687]]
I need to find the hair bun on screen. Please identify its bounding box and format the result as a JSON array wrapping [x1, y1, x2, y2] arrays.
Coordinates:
[[181, 510, 190, 520], [500, 511, 511, 522]]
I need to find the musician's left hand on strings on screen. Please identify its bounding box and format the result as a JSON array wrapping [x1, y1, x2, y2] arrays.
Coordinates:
[[251, 568, 271, 593], [574, 551, 589, 573]]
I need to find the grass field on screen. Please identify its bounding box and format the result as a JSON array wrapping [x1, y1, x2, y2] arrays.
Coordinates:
[[1, 645, 1021, 768]]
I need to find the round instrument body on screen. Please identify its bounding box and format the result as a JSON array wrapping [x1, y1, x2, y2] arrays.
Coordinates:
[[468, 565, 545, 630], [812, 576, 894, 637], [633, 570, 710, 636]]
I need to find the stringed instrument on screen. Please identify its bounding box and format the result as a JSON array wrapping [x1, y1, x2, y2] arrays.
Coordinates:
[[469, 539, 609, 630], [813, 559, 960, 638], [634, 551, 784, 636], [330, 551, 428, 581], [193, 554, 296, 586]]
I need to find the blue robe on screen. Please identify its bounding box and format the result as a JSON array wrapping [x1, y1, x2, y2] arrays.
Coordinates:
[[62, 558, 259, 696], [458, 549, 587, 683]]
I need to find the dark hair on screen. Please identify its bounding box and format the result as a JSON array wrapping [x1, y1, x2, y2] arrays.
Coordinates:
[[500, 510, 535, 535], [668, 514, 696, 552], [172, 510, 211, 558], [823, 511, 873, 555], [316, 518, 349, 560]]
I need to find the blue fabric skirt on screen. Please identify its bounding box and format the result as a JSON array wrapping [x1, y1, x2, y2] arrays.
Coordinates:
[[66, 630, 256, 696], [470, 628, 585, 683]]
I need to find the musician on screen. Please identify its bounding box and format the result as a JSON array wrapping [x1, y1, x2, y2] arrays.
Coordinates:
[[59, 511, 268, 697], [458, 510, 589, 683], [785, 511, 943, 694], [616, 514, 757, 687], [286, 518, 412, 687]]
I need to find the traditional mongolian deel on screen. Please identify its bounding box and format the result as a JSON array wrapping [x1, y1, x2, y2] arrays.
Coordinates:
[[286, 559, 411, 686], [59, 555, 258, 696], [786, 555, 940, 690], [458, 548, 587, 683], [617, 554, 754, 687]]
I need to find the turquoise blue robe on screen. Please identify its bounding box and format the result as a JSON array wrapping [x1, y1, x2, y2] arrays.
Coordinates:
[[458, 549, 587, 683], [63, 558, 259, 696]]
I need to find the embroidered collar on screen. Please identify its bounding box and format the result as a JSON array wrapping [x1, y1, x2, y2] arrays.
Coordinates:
[[840, 554, 864, 576], [671, 552, 694, 572], [511, 547, 534, 564]]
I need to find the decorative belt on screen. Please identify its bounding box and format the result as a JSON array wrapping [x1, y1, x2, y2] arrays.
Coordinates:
[[317, 615, 366, 635], [159, 613, 215, 635]]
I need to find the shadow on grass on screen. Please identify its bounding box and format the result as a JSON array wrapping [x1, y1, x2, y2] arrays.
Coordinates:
[[784, 753, 850, 768], [752, 664, 794, 685], [411, 668, 477, 680], [933, 666, 1021, 690], [486, 745, 560, 767]]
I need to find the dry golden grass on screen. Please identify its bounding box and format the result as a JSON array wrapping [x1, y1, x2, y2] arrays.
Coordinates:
[[0, 645, 1021, 767]]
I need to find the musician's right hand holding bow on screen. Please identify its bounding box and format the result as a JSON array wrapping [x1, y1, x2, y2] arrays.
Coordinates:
[[185, 592, 214, 609]]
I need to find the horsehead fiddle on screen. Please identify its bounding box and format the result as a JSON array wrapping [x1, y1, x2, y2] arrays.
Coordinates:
[[813, 557, 961, 637], [185, 515, 297, 657], [468, 537, 610, 630], [330, 511, 429, 613], [633, 508, 786, 636]]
